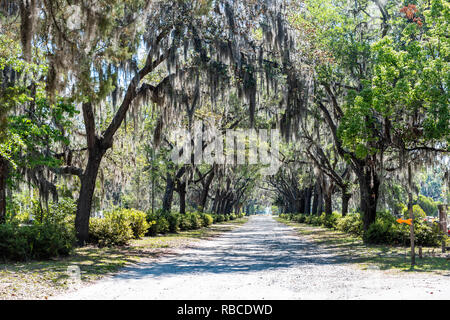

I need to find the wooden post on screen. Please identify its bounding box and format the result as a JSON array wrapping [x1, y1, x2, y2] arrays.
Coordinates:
[[438, 204, 448, 254], [407, 164, 415, 266]]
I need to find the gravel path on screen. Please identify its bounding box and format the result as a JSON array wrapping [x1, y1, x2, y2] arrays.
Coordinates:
[[55, 215, 450, 300]]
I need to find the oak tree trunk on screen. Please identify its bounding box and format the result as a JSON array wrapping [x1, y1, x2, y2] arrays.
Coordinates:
[[0, 156, 8, 224], [358, 168, 380, 231], [199, 169, 214, 212], [316, 190, 324, 215], [298, 190, 306, 214], [162, 174, 175, 212], [178, 184, 186, 214], [304, 186, 312, 215], [311, 183, 320, 215], [75, 147, 106, 245], [341, 191, 351, 217], [324, 191, 332, 216], [408, 164, 415, 266]]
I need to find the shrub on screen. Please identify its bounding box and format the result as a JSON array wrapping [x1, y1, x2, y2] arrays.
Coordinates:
[[296, 214, 305, 223], [10, 210, 33, 224], [415, 220, 442, 246], [146, 212, 158, 235], [0, 222, 75, 261], [200, 213, 214, 227], [179, 214, 193, 231], [32, 222, 75, 258], [0, 197, 77, 261], [89, 208, 151, 244], [400, 204, 427, 219], [417, 194, 440, 217], [157, 217, 170, 234], [187, 212, 202, 229], [319, 212, 341, 229], [363, 211, 441, 246], [336, 213, 363, 236], [89, 210, 134, 246], [412, 205, 426, 219], [229, 213, 237, 221], [310, 216, 321, 226], [215, 214, 225, 223], [146, 210, 172, 236], [152, 217, 170, 235], [123, 209, 150, 239], [46, 197, 77, 222], [363, 219, 403, 245], [10, 197, 76, 226], [165, 212, 181, 233]]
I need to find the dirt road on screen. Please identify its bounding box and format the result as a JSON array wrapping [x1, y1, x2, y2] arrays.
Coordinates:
[[55, 215, 450, 299]]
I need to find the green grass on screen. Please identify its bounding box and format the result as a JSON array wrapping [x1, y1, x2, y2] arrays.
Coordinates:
[[0, 218, 248, 300], [276, 217, 450, 274]]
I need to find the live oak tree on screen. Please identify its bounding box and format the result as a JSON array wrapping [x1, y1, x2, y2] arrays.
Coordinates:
[[1, 0, 446, 245], [8, 0, 305, 244], [291, 0, 449, 230], [0, 28, 76, 222]]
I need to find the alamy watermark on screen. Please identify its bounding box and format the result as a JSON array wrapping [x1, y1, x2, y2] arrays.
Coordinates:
[[169, 121, 281, 175], [66, 265, 81, 288]]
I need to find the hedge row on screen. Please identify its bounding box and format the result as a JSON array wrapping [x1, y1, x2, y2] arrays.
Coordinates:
[[1, 200, 247, 260], [89, 208, 151, 246], [89, 209, 246, 246], [146, 211, 246, 236], [279, 211, 444, 247], [0, 199, 76, 261]]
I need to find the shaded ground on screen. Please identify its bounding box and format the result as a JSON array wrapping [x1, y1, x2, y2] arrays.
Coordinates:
[[279, 218, 450, 273], [55, 215, 450, 300], [0, 219, 246, 300]]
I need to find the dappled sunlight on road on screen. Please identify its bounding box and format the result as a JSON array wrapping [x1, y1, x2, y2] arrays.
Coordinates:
[[55, 215, 450, 300]]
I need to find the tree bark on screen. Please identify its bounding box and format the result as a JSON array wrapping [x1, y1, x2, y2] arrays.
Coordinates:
[[162, 173, 175, 212], [75, 145, 106, 245], [298, 190, 306, 214], [0, 156, 8, 223], [178, 182, 186, 214], [199, 169, 214, 212], [312, 183, 320, 215], [408, 163, 415, 266], [316, 187, 324, 215], [358, 167, 380, 231], [304, 186, 312, 215], [324, 191, 332, 216], [341, 190, 351, 216]]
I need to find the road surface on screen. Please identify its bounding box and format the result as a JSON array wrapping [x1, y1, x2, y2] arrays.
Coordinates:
[[55, 215, 450, 299]]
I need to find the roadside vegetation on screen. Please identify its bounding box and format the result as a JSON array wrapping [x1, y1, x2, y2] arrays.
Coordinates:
[[277, 214, 449, 273], [0, 213, 248, 300]]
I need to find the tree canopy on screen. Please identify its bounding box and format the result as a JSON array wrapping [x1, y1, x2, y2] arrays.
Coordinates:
[[0, 0, 448, 244]]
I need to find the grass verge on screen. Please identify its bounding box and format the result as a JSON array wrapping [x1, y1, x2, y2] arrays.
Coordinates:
[[0, 218, 248, 300], [276, 217, 450, 274]]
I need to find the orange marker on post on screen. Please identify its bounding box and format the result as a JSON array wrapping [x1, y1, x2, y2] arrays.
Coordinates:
[[396, 218, 412, 226]]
